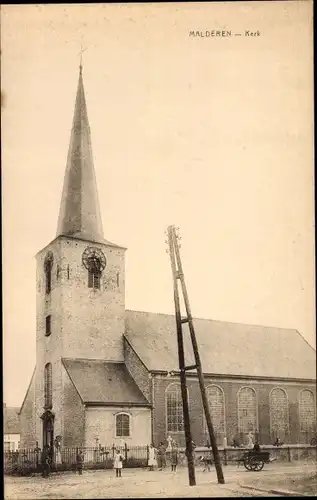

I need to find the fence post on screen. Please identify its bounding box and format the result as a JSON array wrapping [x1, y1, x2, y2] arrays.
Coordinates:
[[224, 448, 228, 466], [146, 444, 149, 463], [287, 446, 291, 462], [112, 443, 115, 458], [124, 442, 128, 461], [35, 442, 39, 470]]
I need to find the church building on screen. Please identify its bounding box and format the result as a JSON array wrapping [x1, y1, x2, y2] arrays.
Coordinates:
[[19, 64, 316, 450]]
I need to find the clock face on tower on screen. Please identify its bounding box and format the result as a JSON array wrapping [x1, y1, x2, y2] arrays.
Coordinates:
[[82, 247, 107, 272]]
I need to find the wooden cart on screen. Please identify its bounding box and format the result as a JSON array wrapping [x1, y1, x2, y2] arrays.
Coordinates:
[[238, 450, 273, 471]]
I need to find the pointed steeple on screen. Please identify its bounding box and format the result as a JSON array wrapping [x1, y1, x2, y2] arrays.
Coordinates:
[[56, 64, 104, 243]]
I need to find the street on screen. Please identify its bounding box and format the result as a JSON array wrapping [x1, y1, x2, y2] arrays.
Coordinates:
[[5, 461, 316, 498]]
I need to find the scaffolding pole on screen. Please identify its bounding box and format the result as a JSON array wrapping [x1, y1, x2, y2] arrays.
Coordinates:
[[167, 225, 225, 485]]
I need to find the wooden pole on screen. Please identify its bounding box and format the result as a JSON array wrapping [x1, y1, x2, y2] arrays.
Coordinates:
[[172, 227, 225, 485], [167, 226, 196, 486]]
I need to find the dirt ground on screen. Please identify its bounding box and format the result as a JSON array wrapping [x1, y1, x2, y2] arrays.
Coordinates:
[[242, 468, 317, 496], [5, 461, 316, 499]]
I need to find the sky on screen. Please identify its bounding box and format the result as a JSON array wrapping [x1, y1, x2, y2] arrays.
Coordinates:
[[2, 2, 315, 407]]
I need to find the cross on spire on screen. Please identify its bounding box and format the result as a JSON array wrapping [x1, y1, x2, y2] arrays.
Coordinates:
[[78, 43, 87, 73]]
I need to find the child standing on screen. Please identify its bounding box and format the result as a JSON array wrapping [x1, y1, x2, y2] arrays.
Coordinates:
[[76, 449, 84, 475], [113, 449, 124, 477], [170, 443, 179, 472], [148, 444, 157, 471]]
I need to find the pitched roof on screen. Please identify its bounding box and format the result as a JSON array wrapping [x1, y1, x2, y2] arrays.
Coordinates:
[[4, 406, 20, 434], [62, 359, 151, 406], [125, 310, 316, 380]]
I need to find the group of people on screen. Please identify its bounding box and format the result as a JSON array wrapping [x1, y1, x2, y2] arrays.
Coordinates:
[[44, 434, 271, 478], [40, 444, 84, 478], [148, 437, 181, 472], [112, 438, 181, 478]]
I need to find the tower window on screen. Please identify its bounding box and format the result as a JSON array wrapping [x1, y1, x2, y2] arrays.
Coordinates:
[[44, 363, 52, 409], [44, 252, 54, 295], [87, 255, 102, 290], [88, 269, 101, 289], [82, 247, 106, 290], [45, 315, 51, 336]]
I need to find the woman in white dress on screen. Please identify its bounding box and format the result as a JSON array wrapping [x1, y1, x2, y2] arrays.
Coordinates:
[[113, 449, 124, 477], [148, 444, 157, 471]]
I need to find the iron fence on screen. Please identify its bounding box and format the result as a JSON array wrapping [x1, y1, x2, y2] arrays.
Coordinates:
[[4, 442, 316, 476], [4, 445, 149, 475]]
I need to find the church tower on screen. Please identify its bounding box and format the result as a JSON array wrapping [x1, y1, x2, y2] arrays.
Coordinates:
[[34, 63, 126, 447]]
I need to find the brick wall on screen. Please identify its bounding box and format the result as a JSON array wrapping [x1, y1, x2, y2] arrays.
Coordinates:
[[31, 234, 126, 447], [123, 338, 152, 403], [58, 237, 126, 361], [152, 374, 316, 447], [62, 364, 85, 447]]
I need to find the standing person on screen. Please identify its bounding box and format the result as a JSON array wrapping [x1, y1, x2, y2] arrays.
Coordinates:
[[54, 436, 62, 465], [41, 445, 51, 478], [170, 443, 179, 472], [232, 437, 240, 448], [76, 449, 84, 475], [148, 444, 157, 471], [113, 449, 124, 477], [247, 431, 254, 449], [166, 436, 173, 453], [166, 436, 172, 467], [253, 441, 261, 452], [157, 442, 166, 471]]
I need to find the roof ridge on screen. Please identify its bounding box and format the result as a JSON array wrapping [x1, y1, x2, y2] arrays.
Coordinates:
[[125, 309, 298, 333], [62, 357, 125, 364], [294, 329, 316, 352]]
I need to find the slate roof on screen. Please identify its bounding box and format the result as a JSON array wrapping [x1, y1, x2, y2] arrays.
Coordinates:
[[125, 310, 316, 380], [4, 406, 20, 434], [56, 66, 108, 245], [62, 359, 151, 406]]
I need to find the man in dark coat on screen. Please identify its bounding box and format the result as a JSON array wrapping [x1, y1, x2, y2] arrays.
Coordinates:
[[157, 442, 166, 470], [76, 449, 84, 475], [41, 445, 51, 478]]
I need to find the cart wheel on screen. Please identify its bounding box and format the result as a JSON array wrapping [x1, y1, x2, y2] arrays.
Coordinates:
[[255, 461, 264, 471], [243, 458, 252, 471], [249, 457, 264, 471]]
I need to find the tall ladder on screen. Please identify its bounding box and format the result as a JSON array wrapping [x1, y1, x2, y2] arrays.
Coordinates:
[[167, 225, 225, 486]]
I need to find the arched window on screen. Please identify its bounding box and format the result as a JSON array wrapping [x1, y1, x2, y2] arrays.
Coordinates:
[[87, 256, 101, 290], [237, 387, 257, 434], [44, 363, 52, 409], [166, 383, 184, 433], [299, 390, 316, 433], [115, 413, 130, 437], [44, 252, 54, 294], [270, 388, 289, 439], [204, 385, 225, 438]]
